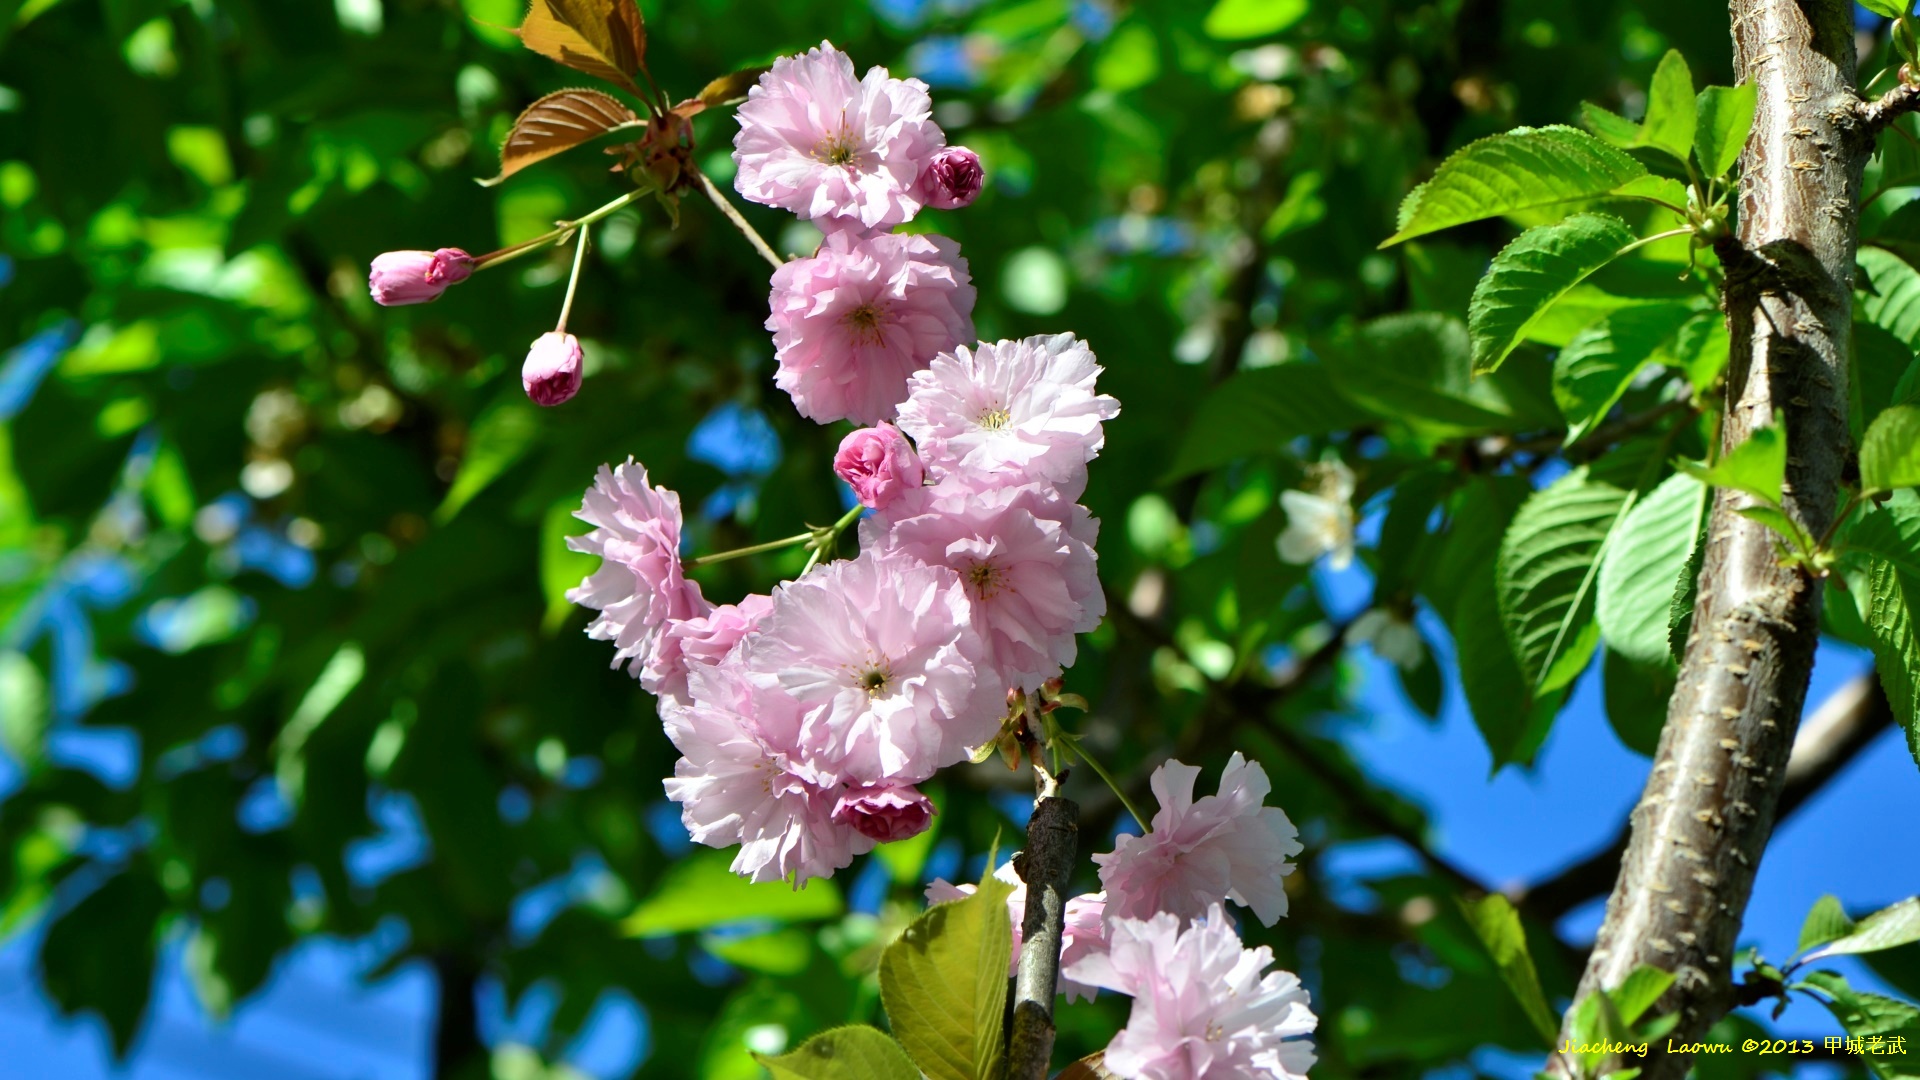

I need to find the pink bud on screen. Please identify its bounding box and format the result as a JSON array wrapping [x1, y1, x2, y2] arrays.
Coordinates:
[[833, 422, 926, 510], [522, 331, 583, 406], [832, 784, 935, 843], [368, 248, 474, 306], [917, 146, 983, 210]]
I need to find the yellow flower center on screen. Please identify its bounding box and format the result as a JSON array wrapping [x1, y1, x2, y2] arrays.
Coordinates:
[[844, 303, 887, 346], [977, 406, 1013, 430]]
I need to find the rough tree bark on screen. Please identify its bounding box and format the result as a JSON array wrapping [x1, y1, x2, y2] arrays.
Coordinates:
[[1548, 1, 1866, 1074], [1008, 779, 1079, 1080]]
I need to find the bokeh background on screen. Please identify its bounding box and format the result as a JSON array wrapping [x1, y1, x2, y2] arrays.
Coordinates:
[[2, 0, 1917, 1077]]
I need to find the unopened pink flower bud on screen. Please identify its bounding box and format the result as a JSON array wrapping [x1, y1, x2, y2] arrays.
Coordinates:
[[834, 422, 925, 510], [917, 146, 983, 210], [832, 783, 935, 843], [368, 248, 474, 306], [522, 331, 583, 406]]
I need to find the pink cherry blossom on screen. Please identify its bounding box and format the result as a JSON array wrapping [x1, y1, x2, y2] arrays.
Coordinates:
[[742, 550, 996, 782], [645, 594, 774, 704], [732, 41, 946, 231], [367, 248, 473, 305], [565, 460, 709, 678], [896, 334, 1119, 500], [926, 864, 1109, 1003], [767, 228, 976, 426], [835, 422, 927, 509], [865, 482, 1103, 692], [915, 146, 984, 210], [1063, 905, 1317, 1080], [832, 783, 935, 842], [522, 331, 583, 406], [1094, 754, 1302, 928], [662, 659, 871, 885]]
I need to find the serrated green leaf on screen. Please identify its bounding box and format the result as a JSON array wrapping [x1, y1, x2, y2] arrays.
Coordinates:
[[1459, 894, 1558, 1046], [1854, 321, 1915, 442], [621, 850, 843, 936], [1848, 503, 1920, 580], [1553, 304, 1695, 441], [1497, 467, 1631, 695], [1323, 312, 1518, 433], [1664, 310, 1731, 392], [1384, 126, 1650, 247], [759, 1025, 921, 1080], [1796, 970, 1920, 1080], [1164, 364, 1370, 481], [1800, 895, 1857, 954], [1860, 0, 1907, 17], [1202, 0, 1306, 40], [1639, 51, 1695, 163], [1805, 898, 1920, 961], [1864, 555, 1920, 772], [1736, 504, 1811, 553], [879, 872, 1016, 1080], [1609, 965, 1676, 1026], [1602, 648, 1672, 757], [1861, 246, 1920, 349], [1598, 473, 1706, 667], [1864, 405, 1920, 493], [1582, 102, 1641, 147], [1669, 521, 1705, 661], [1694, 83, 1757, 178], [1681, 418, 1786, 504], [1470, 214, 1639, 375]]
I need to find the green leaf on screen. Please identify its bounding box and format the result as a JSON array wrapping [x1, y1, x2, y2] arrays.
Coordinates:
[[1602, 648, 1673, 757], [436, 398, 541, 524], [1668, 521, 1705, 663], [1800, 895, 1857, 954], [1469, 214, 1639, 375], [1848, 502, 1920, 580], [1262, 171, 1326, 240], [1597, 473, 1706, 667], [879, 870, 1016, 1080], [1497, 467, 1632, 694], [1861, 0, 1907, 17], [621, 850, 844, 935], [1693, 83, 1758, 178], [1383, 126, 1650, 247], [1201, 0, 1306, 40], [1164, 364, 1369, 480], [1663, 310, 1731, 392], [1861, 246, 1920, 349], [40, 871, 166, 1057], [704, 926, 813, 975], [1552, 304, 1695, 441], [1323, 312, 1518, 433], [0, 650, 46, 761], [541, 498, 596, 634], [1609, 965, 1676, 1026], [1864, 405, 1920, 493], [1459, 894, 1559, 1046], [1582, 102, 1641, 147], [1854, 321, 1915, 442], [1864, 555, 1920, 772], [1681, 418, 1786, 504], [1093, 22, 1160, 93], [1869, 199, 1920, 275], [1795, 970, 1920, 1080], [759, 1026, 921, 1080], [1638, 51, 1695, 164], [1806, 898, 1920, 962]]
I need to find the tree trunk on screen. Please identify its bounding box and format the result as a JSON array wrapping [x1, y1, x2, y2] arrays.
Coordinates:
[[1549, 2, 1864, 1075], [433, 953, 490, 1080]]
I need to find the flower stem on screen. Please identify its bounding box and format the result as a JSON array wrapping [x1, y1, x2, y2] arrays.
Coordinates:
[[470, 188, 649, 272], [1060, 735, 1149, 832], [802, 503, 866, 574], [555, 222, 591, 334], [695, 168, 784, 271], [685, 532, 813, 567]]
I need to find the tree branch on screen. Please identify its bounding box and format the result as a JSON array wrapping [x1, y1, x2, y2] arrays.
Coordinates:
[[1516, 671, 1894, 922], [1008, 757, 1079, 1080], [1547, 3, 1866, 1074], [1858, 78, 1920, 134]]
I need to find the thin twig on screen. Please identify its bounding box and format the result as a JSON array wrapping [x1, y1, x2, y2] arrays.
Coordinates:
[[695, 170, 784, 270]]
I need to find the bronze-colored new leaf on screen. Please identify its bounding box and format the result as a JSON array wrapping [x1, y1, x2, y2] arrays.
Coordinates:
[[672, 65, 771, 120], [515, 0, 650, 101], [480, 88, 642, 187], [1058, 1053, 1121, 1080]]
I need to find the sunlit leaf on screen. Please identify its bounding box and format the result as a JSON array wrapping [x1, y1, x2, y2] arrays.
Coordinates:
[[1863, 405, 1920, 493], [515, 0, 650, 99], [1804, 898, 1920, 961], [1694, 83, 1757, 177], [1459, 894, 1558, 1046], [879, 870, 1015, 1080], [760, 1025, 920, 1080], [1469, 214, 1639, 375], [1597, 473, 1705, 668], [1383, 126, 1649, 247], [1638, 51, 1695, 164], [1202, 0, 1306, 40], [1496, 466, 1630, 694], [1551, 303, 1694, 441], [481, 88, 642, 186], [622, 850, 843, 935]]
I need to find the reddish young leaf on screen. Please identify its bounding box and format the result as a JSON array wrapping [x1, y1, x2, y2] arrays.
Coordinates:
[[672, 65, 772, 120], [480, 88, 643, 186], [514, 0, 650, 101], [1058, 1053, 1121, 1080]]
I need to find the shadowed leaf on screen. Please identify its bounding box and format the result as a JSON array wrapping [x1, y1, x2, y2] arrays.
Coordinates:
[[481, 88, 643, 186], [515, 0, 650, 99]]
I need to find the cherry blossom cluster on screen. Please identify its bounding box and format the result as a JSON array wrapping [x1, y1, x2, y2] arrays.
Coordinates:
[[928, 753, 1316, 1080], [734, 41, 984, 425]]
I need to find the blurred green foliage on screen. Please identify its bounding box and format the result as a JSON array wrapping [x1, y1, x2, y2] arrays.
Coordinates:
[[0, 0, 1819, 1078]]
